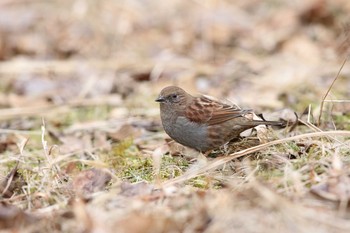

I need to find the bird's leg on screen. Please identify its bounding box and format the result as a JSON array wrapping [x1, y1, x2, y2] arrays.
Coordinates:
[[186, 150, 209, 176], [190, 150, 212, 163], [204, 150, 213, 157]]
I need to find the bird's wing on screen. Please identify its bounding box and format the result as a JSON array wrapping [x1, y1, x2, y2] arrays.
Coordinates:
[[185, 96, 248, 125]]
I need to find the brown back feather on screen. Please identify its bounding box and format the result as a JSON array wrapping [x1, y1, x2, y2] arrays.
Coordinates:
[[185, 96, 247, 125]]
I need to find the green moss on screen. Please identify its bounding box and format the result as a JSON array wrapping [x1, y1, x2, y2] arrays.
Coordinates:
[[53, 106, 111, 127], [122, 157, 154, 182], [159, 154, 189, 179], [188, 176, 209, 188], [333, 114, 350, 130], [186, 176, 224, 189], [104, 139, 191, 182], [257, 167, 284, 180], [106, 139, 147, 181]]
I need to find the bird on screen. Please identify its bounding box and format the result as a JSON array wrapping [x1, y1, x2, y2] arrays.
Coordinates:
[[155, 86, 282, 152]]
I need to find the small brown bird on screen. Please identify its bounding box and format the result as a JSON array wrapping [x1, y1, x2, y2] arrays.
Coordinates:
[[156, 86, 282, 152]]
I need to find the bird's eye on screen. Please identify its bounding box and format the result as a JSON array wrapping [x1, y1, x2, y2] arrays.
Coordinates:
[[171, 94, 178, 99]]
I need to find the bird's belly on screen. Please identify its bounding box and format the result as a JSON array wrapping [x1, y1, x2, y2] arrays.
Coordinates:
[[164, 117, 209, 151]]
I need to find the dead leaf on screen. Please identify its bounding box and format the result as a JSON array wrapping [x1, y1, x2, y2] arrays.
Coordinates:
[[0, 202, 37, 229], [0, 134, 17, 153], [165, 138, 199, 159], [132, 71, 152, 82], [72, 198, 93, 232], [72, 168, 111, 197], [59, 134, 93, 154], [311, 155, 350, 202], [299, 0, 335, 26], [115, 212, 181, 233], [108, 124, 141, 141], [119, 181, 154, 197], [0, 163, 25, 198]]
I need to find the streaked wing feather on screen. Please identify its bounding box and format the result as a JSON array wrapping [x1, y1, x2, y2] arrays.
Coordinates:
[[185, 96, 246, 125]]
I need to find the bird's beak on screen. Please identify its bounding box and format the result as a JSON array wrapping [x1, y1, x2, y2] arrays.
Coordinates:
[[155, 96, 165, 102]]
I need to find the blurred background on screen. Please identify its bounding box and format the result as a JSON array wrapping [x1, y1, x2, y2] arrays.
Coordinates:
[[0, 1, 350, 232], [0, 0, 349, 128]]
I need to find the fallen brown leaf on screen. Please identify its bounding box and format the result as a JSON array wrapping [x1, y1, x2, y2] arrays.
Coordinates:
[[72, 168, 111, 197]]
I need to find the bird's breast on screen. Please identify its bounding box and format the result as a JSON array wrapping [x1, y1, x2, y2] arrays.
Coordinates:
[[163, 116, 209, 151]]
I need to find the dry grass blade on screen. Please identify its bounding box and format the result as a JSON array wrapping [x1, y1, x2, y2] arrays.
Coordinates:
[[318, 56, 348, 125], [163, 130, 350, 187], [0, 95, 122, 120], [299, 119, 347, 145], [0, 129, 41, 135], [0, 59, 203, 75], [323, 100, 350, 103], [0, 59, 140, 75]]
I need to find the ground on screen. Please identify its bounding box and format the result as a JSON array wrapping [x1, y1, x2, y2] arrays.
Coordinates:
[[0, 0, 350, 232]]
